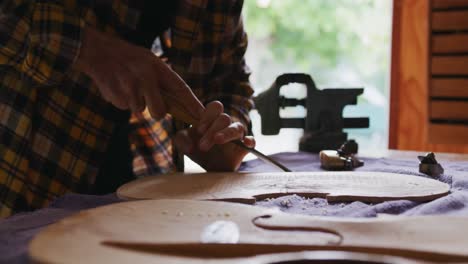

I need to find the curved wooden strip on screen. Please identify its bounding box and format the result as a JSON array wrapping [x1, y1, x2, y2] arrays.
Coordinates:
[[117, 172, 450, 203]]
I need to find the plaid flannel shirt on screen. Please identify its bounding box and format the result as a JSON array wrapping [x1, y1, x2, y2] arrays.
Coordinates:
[[0, 0, 253, 217]]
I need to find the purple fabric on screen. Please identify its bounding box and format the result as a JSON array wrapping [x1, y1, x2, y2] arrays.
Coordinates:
[[1, 152, 467, 263], [245, 152, 468, 216], [0, 194, 122, 263]]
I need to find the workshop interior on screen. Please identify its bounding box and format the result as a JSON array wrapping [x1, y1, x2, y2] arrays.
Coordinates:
[[2, 0, 468, 263]]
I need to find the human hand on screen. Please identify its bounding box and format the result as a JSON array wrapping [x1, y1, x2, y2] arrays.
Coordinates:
[[174, 101, 255, 171], [74, 27, 204, 119]]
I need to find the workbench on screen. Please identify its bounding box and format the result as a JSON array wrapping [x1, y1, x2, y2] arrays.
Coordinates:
[[1, 150, 467, 263]]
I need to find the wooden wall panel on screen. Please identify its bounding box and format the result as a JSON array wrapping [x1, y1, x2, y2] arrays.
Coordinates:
[[428, 1, 468, 144], [432, 34, 468, 53], [389, 0, 468, 153], [430, 101, 468, 119], [432, 10, 468, 31], [429, 124, 468, 144], [431, 79, 468, 97], [432, 0, 468, 9], [432, 56, 468, 75]]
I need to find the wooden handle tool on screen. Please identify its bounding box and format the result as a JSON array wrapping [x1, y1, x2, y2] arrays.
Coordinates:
[[161, 91, 292, 172]]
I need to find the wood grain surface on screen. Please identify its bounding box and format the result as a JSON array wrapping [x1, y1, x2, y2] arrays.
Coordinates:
[[432, 0, 468, 9], [432, 34, 468, 54], [430, 101, 468, 119], [431, 78, 468, 98], [117, 171, 450, 203], [432, 10, 468, 31], [431, 56, 468, 75], [429, 124, 468, 144], [29, 199, 468, 263]]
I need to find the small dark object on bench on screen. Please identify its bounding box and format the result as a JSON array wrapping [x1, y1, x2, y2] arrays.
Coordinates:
[[320, 140, 364, 170], [337, 139, 359, 156], [418, 152, 444, 177]]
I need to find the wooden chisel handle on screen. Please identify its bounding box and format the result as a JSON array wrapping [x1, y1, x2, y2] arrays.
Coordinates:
[[160, 91, 202, 126]]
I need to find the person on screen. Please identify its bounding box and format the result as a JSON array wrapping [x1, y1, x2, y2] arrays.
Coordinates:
[[0, 0, 255, 217]]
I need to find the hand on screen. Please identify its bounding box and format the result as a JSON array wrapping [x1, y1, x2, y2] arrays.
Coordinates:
[[174, 101, 255, 171], [74, 27, 204, 119]]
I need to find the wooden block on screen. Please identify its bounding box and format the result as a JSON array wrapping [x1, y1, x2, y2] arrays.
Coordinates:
[[432, 0, 468, 9], [431, 56, 468, 75], [430, 101, 468, 119], [29, 200, 468, 263], [432, 10, 468, 31], [432, 34, 468, 53], [429, 123, 468, 143], [431, 78, 468, 97], [117, 172, 450, 203]]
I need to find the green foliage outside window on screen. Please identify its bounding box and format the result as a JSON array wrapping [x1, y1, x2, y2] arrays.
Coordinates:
[[243, 0, 392, 152], [243, 0, 391, 99]]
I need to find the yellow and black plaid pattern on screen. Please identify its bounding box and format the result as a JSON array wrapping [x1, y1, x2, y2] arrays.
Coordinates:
[[0, 0, 253, 218]]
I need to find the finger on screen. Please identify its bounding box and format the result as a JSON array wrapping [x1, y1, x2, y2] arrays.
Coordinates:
[[173, 130, 194, 155], [124, 53, 166, 118], [135, 94, 145, 113], [242, 136, 256, 148], [94, 79, 113, 104], [213, 122, 246, 145], [97, 74, 128, 110], [143, 81, 166, 119], [127, 93, 145, 113], [156, 58, 204, 119], [198, 101, 224, 134], [119, 74, 145, 113], [199, 113, 231, 151]]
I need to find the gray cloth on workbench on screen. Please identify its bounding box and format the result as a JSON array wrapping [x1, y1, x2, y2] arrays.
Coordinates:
[[243, 152, 468, 217], [1, 152, 467, 263]]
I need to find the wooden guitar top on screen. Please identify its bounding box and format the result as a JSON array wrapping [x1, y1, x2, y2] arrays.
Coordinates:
[[29, 200, 468, 264], [117, 171, 450, 203]]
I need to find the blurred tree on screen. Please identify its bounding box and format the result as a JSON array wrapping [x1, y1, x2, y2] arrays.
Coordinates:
[[243, 0, 391, 97]]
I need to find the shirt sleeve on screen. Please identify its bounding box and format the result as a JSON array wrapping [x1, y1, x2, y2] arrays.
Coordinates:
[[0, 0, 85, 86], [203, 0, 255, 132]]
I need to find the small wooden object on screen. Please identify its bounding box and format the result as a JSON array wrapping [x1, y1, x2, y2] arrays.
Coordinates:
[[117, 171, 450, 203], [29, 200, 468, 263]]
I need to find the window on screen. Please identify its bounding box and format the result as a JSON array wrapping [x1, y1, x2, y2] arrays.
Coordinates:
[[245, 0, 392, 155]]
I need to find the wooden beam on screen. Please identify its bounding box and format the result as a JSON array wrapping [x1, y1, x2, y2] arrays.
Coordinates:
[[390, 0, 430, 150], [389, 0, 403, 149]]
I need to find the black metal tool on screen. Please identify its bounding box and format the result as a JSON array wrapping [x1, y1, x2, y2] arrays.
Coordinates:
[[319, 140, 364, 170], [418, 152, 444, 177], [254, 73, 369, 153], [231, 141, 291, 172]]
